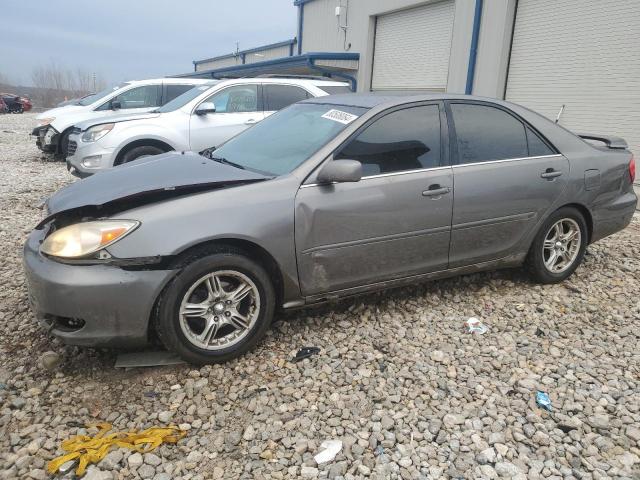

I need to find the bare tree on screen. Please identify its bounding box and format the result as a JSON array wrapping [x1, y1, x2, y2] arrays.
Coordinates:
[[31, 61, 106, 107]]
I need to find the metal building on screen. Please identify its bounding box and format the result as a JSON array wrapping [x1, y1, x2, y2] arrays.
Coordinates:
[[185, 0, 640, 188]]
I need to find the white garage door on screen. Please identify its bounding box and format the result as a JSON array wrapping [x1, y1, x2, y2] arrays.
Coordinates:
[[506, 0, 640, 165], [371, 0, 454, 91]]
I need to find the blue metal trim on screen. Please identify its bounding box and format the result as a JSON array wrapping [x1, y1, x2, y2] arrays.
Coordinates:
[[297, 4, 304, 55], [241, 53, 246, 65], [289, 41, 294, 56], [172, 52, 360, 81], [293, 0, 316, 5], [308, 58, 357, 92], [194, 39, 297, 66], [465, 0, 483, 95]]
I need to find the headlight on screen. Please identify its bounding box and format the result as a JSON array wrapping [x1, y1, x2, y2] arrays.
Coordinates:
[[40, 220, 139, 258], [37, 117, 55, 126], [81, 123, 114, 143]]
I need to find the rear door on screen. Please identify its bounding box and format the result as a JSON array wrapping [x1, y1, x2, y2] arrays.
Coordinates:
[[295, 103, 453, 296], [189, 84, 264, 151], [448, 101, 568, 267], [263, 84, 311, 118]]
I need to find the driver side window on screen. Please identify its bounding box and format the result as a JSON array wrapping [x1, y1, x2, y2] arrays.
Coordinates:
[[336, 105, 442, 177], [96, 85, 161, 111], [203, 85, 258, 113]]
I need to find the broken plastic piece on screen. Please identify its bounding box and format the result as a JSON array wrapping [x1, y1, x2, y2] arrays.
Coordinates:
[[292, 346, 321, 362], [465, 317, 488, 334], [314, 439, 343, 464], [114, 350, 185, 368], [47, 422, 186, 477], [536, 391, 552, 411]]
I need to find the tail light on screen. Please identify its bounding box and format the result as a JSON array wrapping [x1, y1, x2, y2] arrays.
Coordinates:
[[630, 155, 636, 183]]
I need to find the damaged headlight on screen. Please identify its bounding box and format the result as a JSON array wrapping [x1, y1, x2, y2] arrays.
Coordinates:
[[40, 220, 139, 258], [81, 123, 114, 143]]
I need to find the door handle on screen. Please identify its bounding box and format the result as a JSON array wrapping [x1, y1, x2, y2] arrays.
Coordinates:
[[422, 185, 451, 197], [244, 119, 258, 125], [541, 169, 562, 180]]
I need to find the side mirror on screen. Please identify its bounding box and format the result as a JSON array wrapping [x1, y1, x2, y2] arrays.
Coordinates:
[[317, 159, 362, 184], [195, 102, 216, 115], [111, 99, 121, 110]]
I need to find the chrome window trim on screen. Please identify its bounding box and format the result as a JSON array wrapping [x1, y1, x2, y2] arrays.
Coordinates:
[[300, 165, 452, 188], [452, 154, 563, 168], [300, 154, 564, 189]]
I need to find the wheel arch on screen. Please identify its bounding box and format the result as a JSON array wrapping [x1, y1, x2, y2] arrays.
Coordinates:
[[114, 139, 175, 165], [147, 238, 285, 343], [557, 203, 593, 243]]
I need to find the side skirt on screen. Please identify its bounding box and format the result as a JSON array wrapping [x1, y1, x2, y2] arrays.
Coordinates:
[[288, 253, 527, 308]]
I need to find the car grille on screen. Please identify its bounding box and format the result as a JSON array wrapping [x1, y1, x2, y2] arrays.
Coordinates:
[[67, 140, 77, 156]]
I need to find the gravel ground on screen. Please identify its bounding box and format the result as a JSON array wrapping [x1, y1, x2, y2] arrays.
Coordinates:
[[0, 113, 639, 480]]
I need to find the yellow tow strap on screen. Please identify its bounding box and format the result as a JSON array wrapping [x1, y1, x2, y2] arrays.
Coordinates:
[[47, 422, 186, 477]]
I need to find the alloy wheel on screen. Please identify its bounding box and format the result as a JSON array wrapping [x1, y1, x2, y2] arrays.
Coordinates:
[[542, 218, 582, 274], [178, 270, 260, 350]]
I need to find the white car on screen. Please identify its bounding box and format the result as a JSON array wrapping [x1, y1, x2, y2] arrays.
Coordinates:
[[33, 78, 210, 157], [66, 77, 351, 177]]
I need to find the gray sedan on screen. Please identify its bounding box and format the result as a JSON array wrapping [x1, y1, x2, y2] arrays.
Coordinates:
[[24, 94, 637, 364]]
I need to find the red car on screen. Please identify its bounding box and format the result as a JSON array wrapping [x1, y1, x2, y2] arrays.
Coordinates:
[[0, 93, 32, 113]]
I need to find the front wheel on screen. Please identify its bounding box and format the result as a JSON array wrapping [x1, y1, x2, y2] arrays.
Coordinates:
[[120, 145, 166, 164], [155, 250, 275, 364], [526, 207, 588, 284]]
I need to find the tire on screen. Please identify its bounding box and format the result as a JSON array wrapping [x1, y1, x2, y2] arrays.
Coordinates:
[[59, 130, 71, 158], [120, 145, 166, 164], [155, 249, 275, 364], [526, 207, 588, 284]]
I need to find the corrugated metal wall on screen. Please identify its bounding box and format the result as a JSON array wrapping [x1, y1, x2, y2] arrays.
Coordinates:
[[506, 0, 640, 160], [195, 44, 294, 72], [299, 0, 476, 92], [371, 1, 455, 91]]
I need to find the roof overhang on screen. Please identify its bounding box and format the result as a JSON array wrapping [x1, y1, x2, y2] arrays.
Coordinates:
[[171, 52, 360, 90]]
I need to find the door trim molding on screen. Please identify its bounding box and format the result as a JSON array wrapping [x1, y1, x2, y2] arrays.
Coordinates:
[[300, 165, 452, 188], [452, 211, 536, 230], [301, 224, 451, 254]]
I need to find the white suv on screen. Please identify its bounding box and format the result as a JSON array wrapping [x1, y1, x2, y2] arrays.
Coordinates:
[[65, 77, 351, 177], [33, 78, 211, 157]]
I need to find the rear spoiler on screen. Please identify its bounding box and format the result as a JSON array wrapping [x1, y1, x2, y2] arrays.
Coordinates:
[[578, 133, 628, 149]]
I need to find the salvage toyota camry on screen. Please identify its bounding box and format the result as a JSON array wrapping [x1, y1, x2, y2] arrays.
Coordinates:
[[24, 94, 637, 364]]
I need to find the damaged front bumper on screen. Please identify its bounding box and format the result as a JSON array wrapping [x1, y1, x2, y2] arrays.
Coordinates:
[[23, 228, 175, 348], [32, 125, 59, 153]]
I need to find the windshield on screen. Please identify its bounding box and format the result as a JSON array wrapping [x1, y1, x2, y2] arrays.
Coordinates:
[[156, 83, 217, 113], [318, 85, 353, 95], [78, 83, 128, 106], [211, 103, 367, 176]]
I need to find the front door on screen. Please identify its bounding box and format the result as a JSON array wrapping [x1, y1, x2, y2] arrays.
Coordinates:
[[189, 84, 264, 151], [295, 103, 453, 296], [448, 102, 569, 267]]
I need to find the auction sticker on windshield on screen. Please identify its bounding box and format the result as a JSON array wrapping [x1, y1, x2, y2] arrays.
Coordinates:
[[321, 109, 359, 125]]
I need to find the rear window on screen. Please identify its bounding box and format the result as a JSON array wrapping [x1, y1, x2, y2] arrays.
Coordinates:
[[317, 85, 352, 95]]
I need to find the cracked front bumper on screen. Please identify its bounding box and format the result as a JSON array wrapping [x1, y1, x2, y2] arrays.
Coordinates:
[[23, 228, 175, 348]]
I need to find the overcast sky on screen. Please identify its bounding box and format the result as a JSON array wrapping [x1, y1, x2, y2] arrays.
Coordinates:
[[1, 0, 298, 86]]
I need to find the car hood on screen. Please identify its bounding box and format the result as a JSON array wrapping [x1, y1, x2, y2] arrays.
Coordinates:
[[43, 151, 269, 223], [74, 112, 161, 131], [37, 105, 85, 119]]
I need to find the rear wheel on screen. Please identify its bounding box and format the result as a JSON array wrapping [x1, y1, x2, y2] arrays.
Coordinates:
[[155, 250, 275, 364], [527, 207, 587, 283], [120, 145, 166, 164]]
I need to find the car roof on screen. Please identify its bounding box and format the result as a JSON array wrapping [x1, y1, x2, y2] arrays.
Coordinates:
[[302, 93, 512, 109], [210, 77, 349, 87], [125, 78, 211, 85]]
